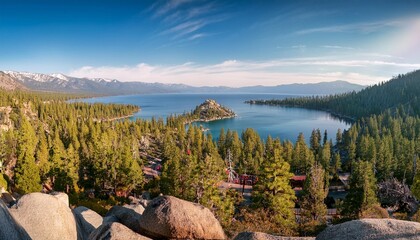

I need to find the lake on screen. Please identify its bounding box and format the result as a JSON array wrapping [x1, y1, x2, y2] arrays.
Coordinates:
[[78, 93, 351, 143]]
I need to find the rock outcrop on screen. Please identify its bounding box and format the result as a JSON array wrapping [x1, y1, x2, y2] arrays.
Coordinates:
[[9, 192, 78, 240], [74, 206, 103, 239], [316, 218, 420, 240], [104, 204, 144, 233], [190, 99, 236, 122], [138, 195, 225, 239], [0, 200, 31, 240], [89, 222, 151, 240], [234, 232, 315, 240]]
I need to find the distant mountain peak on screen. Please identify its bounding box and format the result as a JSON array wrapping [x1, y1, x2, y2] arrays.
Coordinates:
[[50, 73, 69, 81], [1, 70, 366, 95]]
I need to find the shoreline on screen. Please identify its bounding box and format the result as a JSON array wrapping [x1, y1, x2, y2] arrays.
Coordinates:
[[184, 114, 236, 125], [93, 112, 138, 122]]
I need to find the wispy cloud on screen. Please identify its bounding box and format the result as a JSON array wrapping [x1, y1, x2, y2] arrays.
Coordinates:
[[68, 58, 420, 87], [153, 0, 193, 18], [188, 33, 209, 40], [250, 9, 338, 30], [149, 0, 228, 43], [295, 18, 409, 35], [322, 45, 354, 50]]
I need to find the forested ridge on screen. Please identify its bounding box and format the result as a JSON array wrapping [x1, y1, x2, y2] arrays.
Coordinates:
[[0, 69, 420, 237], [247, 69, 420, 119]]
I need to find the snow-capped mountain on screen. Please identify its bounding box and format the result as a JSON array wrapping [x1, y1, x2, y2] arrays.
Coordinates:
[[4, 71, 61, 83], [0, 70, 365, 95]]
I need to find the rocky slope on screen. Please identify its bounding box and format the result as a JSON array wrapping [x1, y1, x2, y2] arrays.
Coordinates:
[[0, 72, 26, 91]]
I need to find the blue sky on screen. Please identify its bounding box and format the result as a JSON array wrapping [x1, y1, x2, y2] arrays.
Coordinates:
[[1, 0, 420, 86]]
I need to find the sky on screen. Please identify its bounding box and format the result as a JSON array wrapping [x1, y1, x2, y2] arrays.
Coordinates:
[[1, 0, 420, 87]]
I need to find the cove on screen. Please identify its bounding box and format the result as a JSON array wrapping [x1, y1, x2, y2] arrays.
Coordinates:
[[77, 93, 351, 142]]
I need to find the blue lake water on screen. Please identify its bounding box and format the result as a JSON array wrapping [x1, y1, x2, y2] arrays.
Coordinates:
[[78, 93, 351, 142]]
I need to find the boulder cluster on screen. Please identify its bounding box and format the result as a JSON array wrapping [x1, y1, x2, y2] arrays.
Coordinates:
[[2, 192, 420, 239], [0, 193, 225, 240]]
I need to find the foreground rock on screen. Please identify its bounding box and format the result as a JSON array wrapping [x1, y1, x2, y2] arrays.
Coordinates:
[[0, 200, 31, 240], [104, 204, 144, 233], [316, 218, 420, 240], [89, 222, 151, 240], [138, 195, 225, 239], [9, 192, 77, 240], [234, 232, 314, 240], [50, 191, 70, 207], [74, 206, 103, 239]]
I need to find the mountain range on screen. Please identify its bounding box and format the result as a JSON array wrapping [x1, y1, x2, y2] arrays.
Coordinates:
[[0, 71, 365, 95]]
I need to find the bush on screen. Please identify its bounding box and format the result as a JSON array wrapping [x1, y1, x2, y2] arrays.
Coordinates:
[[299, 220, 327, 236], [411, 210, 420, 222], [0, 174, 8, 190], [69, 192, 126, 216], [360, 204, 389, 219], [393, 212, 409, 220]]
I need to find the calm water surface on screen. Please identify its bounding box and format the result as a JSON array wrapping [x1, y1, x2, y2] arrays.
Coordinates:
[[79, 93, 351, 142]]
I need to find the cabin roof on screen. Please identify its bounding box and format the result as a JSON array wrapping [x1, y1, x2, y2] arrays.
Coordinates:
[[338, 172, 351, 186], [290, 175, 306, 181]]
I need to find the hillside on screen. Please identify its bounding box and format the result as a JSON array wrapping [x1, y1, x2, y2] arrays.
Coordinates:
[[1, 71, 365, 95], [238, 80, 365, 95], [0, 72, 26, 91], [246, 70, 420, 119]]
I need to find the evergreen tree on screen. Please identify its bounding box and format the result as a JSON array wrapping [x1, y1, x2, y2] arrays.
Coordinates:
[[342, 160, 378, 217], [310, 129, 321, 156], [292, 133, 314, 174], [36, 130, 50, 181], [319, 141, 331, 172], [14, 117, 41, 194], [254, 148, 296, 233], [331, 153, 341, 179], [412, 170, 420, 200], [336, 128, 343, 144], [300, 163, 328, 225]]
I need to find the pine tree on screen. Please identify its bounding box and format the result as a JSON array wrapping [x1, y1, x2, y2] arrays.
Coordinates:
[[36, 130, 50, 182], [412, 170, 420, 200], [50, 131, 66, 187], [254, 148, 296, 233], [310, 129, 321, 156], [14, 117, 41, 194], [292, 133, 314, 174], [331, 153, 341, 179], [218, 128, 226, 159], [336, 128, 343, 144], [319, 141, 331, 172], [342, 160, 378, 218], [300, 163, 328, 224]]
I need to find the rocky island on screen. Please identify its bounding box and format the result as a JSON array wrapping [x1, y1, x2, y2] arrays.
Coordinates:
[[185, 99, 236, 123]]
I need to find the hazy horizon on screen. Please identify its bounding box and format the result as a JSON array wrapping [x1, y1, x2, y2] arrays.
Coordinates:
[[2, 0, 420, 87]]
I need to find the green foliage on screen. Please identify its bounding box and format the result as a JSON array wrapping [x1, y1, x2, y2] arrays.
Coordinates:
[[291, 133, 314, 174], [0, 174, 8, 189], [359, 204, 389, 219], [342, 161, 378, 218], [14, 116, 41, 194], [411, 170, 420, 200], [254, 147, 297, 234], [247, 70, 420, 118], [300, 163, 328, 225]]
